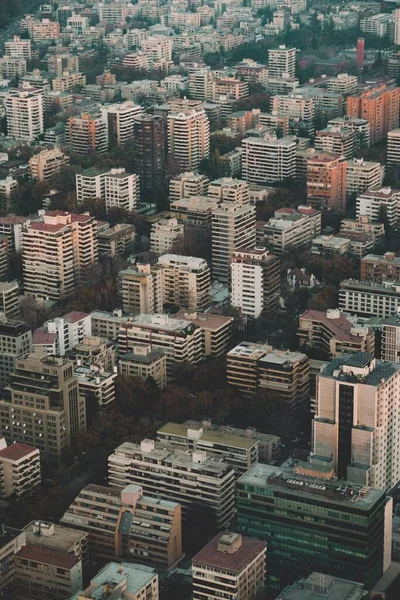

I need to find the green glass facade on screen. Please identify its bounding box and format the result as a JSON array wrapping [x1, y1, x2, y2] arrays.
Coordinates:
[[236, 464, 389, 591]]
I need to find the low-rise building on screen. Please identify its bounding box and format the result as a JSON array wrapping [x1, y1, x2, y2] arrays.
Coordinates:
[[0, 439, 40, 499], [108, 440, 236, 528], [311, 234, 351, 257], [298, 308, 375, 359], [119, 345, 167, 389], [339, 279, 400, 318], [361, 252, 400, 282], [67, 335, 116, 372], [61, 483, 183, 568], [340, 215, 384, 244], [274, 572, 368, 600]]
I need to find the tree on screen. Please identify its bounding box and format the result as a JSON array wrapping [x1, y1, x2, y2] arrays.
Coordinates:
[[307, 285, 338, 311]]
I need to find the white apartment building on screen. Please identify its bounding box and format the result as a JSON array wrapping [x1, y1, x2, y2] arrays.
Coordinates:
[[4, 36, 31, 59], [168, 103, 210, 171], [328, 116, 371, 149], [339, 279, 400, 319], [98, 2, 138, 25], [263, 206, 322, 254], [108, 439, 236, 528], [394, 8, 400, 45], [192, 532, 266, 600], [387, 128, 400, 168], [157, 254, 211, 310], [101, 101, 143, 146], [75, 168, 108, 205], [29, 148, 69, 182], [5, 86, 43, 142], [0, 57, 26, 79], [208, 177, 249, 205], [150, 218, 184, 255], [0, 177, 18, 212], [356, 186, 400, 229], [312, 352, 400, 491], [0, 439, 40, 499], [32, 312, 92, 356], [119, 345, 167, 389], [104, 168, 139, 213], [326, 73, 358, 95], [141, 35, 173, 63], [314, 126, 355, 159], [30, 19, 60, 41], [117, 265, 164, 314], [242, 133, 297, 184], [268, 45, 296, 78], [382, 314, 400, 362], [211, 201, 256, 282], [189, 69, 214, 100], [271, 93, 315, 135], [0, 281, 20, 319], [73, 562, 159, 600], [169, 172, 209, 202], [66, 14, 89, 32], [347, 158, 384, 195]]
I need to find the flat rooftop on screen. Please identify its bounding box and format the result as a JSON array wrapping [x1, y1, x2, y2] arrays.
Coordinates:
[[23, 521, 86, 552], [158, 422, 258, 449], [321, 352, 400, 385], [192, 532, 265, 573], [278, 572, 366, 600]]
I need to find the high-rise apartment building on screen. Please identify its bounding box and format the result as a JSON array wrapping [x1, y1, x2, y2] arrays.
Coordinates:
[[381, 314, 400, 362], [346, 79, 400, 144], [231, 247, 280, 317], [212, 77, 249, 101], [133, 115, 165, 196], [29, 148, 69, 182], [211, 201, 256, 282], [32, 311, 92, 357], [0, 281, 20, 319], [119, 345, 167, 389], [346, 158, 384, 195], [326, 72, 358, 95], [312, 351, 400, 491], [192, 532, 266, 600], [150, 218, 184, 255], [173, 311, 234, 358], [104, 168, 140, 213], [329, 116, 371, 149], [262, 206, 321, 254], [361, 252, 400, 282], [0, 354, 85, 462], [157, 254, 210, 310], [75, 168, 108, 205], [208, 177, 249, 204], [169, 172, 209, 202], [0, 177, 18, 212], [65, 113, 108, 155], [61, 483, 183, 568], [268, 45, 296, 78], [387, 128, 400, 167], [356, 186, 400, 229], [4, 36, 31, 59], [167, 99, 210, 170], [108, 439, 236, 528], [0, 439, 40, 499], [73, 562, 159, 600], [314, 126, 355, 159], [271, 94, 315, 136], [0, 319, 32, 387], [22, 211, 98, 301], [189, 69, 214, 100], [101, 101, 143, 146], [117, 264, 164, 314], [339, 279, 400, 318], [242, 133, 297, 184], [5, 86, 43, 142], [394, 8, 400, 45], [307, 152, 347, 211], [237, 461, 392, 590]]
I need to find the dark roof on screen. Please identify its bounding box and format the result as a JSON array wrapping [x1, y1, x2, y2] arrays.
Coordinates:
[[0, 442, 38, 461], [192, 533, 266, 573], [17, 545, 79, 569]]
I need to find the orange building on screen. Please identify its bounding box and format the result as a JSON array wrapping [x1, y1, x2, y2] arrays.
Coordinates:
[[307, 152, 347, 211], [346, 79, 400, 145]]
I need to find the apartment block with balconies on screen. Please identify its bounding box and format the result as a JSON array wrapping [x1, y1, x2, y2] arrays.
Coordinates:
[[0, 439, 40, 499]]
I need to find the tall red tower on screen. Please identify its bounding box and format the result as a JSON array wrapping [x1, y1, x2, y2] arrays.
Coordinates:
[[357, 37, 365, 71]]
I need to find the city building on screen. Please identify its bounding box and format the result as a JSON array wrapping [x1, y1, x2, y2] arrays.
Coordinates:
[[150, 218, 184, 255], [5, 86, 43, 142], [356, 187, 400, 229], [312, 351, 400, 492], [108, 439, 236, 528], [242, 133, 297, 184], [236, 59, 269, 87], [0, 56, 26, 79], [118, 313, 203, 376], [189, 69, 214, 100], [170, 195, 219, 228], [208, 177, 249, 205], [0, 215, 30, 253], [29, 148, 69, 182], [0, 525, 26, 597], [169, 172, 209, 203], [339, 279, 400, 318], [231, 247, 280, 317], [5, 36, 31, 59], [167, 100, 210, 171], [298, 308, 375, 359], [213, 77, 249, 101], [361, 252, 400, 282], [387, 128, 400, 168], [104, 168, 140, 213], [0, 354, 85, 462], [0, 439, 40, 499], [173, 310, 233, 358], [227, 341, 309, 413], [346, 158, 384, 196], [71, 562, 159, 600], [119, 345, 167, 389], [158, 254, 211, 310], [76, 168, 108, 206], [311, 235, 351, 257], [237, 461, 392, 590], [306, 152, 347, 211], [117, 264, 164, 314], [314, 126, 355, 159], [381, 314, 400, 362], [101, 101, 143, 146], [97, 222, 135, 257], [0, 281, 19, 319], [22, 211, 98, 301], [263, 206, 321, 254], [329, 116, 371, 149], [75, 364, 117, 410], [32, 312, 91, 357], [133, 115, 165, 197], [62, 482, 183, 568], [0, 177, 18, 212], [268, 45, 296, 78], [65, 113, 108, 155], [276, 573, 368, 600], [211, 202, 256, 283], [326, 73, 358, 95], [0, 319, 32, 387], [340, 215, 384, 244], [192, 532, 266, 600], [271, 94, 315, 136], [346, 79, 400, 144]]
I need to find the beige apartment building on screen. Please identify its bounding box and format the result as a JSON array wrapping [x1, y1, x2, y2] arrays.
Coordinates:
[[361, 252, 400, 282], [108, 439, 236, 528], [356, 187, 400, 229], [72, 562, 159, 600], [263, 206, 321, 254], [170, 195, 219, 228], [312, 352, 400, 490], [208, 177, 249, 205], [346, 158, 384, 195], [119, 345, 167, 389], [169, 171, 209, 202], [5, 86, 43, 142], [97, 223, 135, 257], [167, 100, 210, 171], [157, 254, 211, 310], [150, 218, 184, 255], [298, 308, 375, 359], [192, 532, 266, 600], [212, 77, 249, 101], [65, 113, 108, 155], [29, 148, 70, 182], [0, 354, 85, 462], [22, 210, 98, 301], [117, 264, 164, 314], [174, 310, 233, 357], [52, 71, 86, 92], [5, 36, 31, 59], [0, 439, 40, 499], [61, 483, 183, 568], [387, 128, 400, 168], [0, 281, 20, 318]]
